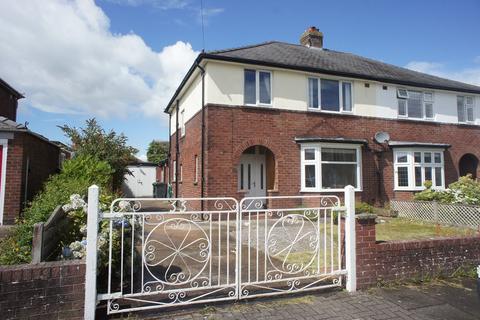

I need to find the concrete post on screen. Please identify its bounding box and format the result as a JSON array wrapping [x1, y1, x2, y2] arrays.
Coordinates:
[[84, 185, 99, 320], [344, 185, 356, 292]]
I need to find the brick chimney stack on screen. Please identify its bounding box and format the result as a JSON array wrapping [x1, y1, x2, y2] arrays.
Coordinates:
[[300, 26, 323, 49]]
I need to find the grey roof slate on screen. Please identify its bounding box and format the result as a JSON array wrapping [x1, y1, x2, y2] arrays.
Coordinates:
[[0, 116, 60, 147], [0, 116, 27, 131], [205, 41, 480, 94]]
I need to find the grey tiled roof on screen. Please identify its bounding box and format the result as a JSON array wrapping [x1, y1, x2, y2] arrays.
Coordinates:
[[0, 116, 27, 131], [0, 116, 60, 147], [205, 41, 480, 94]]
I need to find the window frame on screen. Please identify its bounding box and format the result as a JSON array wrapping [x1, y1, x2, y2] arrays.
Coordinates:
[[300, 143, 362, 192], [393, 149, 445, 191], [244, 69, 273, 106], [307, 77, 353, 113], [180, 109, 185, 137], [457, 95, 475, 124], [194, 155, 199, 184], [397, 88, 435, 120], [172, 160, 176, 182]]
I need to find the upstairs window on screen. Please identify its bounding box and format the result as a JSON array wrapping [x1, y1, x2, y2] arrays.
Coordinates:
[[397, 89, 434, 119], [244, 69, 272, 105], [308, 78, 352, 112], [457, 95, 474, 123]]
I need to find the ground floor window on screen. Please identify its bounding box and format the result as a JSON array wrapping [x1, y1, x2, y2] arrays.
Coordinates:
[[394, 149, 445, 190], [300, 143, 362, 192]]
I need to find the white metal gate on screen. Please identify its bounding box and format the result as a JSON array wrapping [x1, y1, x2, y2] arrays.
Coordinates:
[[84, 186, 357, 318]]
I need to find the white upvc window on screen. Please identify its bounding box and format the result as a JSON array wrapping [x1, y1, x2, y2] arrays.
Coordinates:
[[180, 109, 185, 137], [308, 77, 353, 112], [300, 143, 362, 192], [194, 155, 199, 184], [394, 149, 445, 191], [244, 69, 272, 105], [172, 160, 176, 182], [457, 95, 475, 123], [397, 89, 434, 120]]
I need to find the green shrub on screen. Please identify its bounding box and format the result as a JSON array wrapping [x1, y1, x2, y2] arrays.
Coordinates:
[[355, 202, 374, 214], [414, 174, 480, 205], [0, 155, 114, 265]]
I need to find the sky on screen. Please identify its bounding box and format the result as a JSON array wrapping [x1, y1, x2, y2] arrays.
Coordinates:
[[1, 0, 479, 160]]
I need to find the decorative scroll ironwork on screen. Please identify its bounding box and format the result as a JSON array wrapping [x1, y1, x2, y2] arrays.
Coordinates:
[[98, 195, 347, 314]]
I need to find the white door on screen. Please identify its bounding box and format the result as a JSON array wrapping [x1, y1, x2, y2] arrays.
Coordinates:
[[239, 153, 266, 203]]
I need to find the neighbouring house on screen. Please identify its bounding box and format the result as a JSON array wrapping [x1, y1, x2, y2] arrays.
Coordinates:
[[161, 27, 480, 205], [0, 78, 62, 224], [122, 160, 158, 198]]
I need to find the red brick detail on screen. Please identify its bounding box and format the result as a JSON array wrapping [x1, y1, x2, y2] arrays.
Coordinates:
[[0, 260, 85, 319], [355, 216, 480, 289], [3, 132, 60, 224], [170, 104, 480, 205]]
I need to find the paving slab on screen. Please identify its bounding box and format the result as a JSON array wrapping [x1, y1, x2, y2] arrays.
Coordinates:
[[104, 279, 480, 319]]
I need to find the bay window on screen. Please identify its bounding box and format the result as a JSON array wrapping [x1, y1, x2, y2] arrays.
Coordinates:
[[397, 89, 434, 119], [301, 144, 362, 191], [394, 149, 444, 190], [457, 95, 474, 123], [244, 69, 272, 105], [308, 77, 352, 112]]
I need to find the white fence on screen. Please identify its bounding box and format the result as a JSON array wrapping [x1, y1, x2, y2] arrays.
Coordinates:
[[83, 185, 357, 319], [390, 200, 480, 229]]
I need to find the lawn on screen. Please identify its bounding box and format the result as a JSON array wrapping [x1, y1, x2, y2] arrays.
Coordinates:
[[376, 217, 478, 241]]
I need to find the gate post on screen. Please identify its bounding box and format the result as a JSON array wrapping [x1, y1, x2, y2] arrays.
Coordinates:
[[344, 185, 356, 292], [84, 185, 99, 320]]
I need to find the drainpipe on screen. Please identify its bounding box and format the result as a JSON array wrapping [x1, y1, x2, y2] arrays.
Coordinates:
[[168, 112, 171, 184], [196, 64, 206, 210], [175, 99, 180, 197]]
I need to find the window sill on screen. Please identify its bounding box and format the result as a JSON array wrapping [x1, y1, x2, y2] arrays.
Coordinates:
[[397, 116, 435, 122], [300, 188, 362, 193], [245, 103, 272, 107], [308, 108, 353, 114]]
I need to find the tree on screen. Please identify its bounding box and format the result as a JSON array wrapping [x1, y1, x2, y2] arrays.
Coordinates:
[[147, 140, 169, 163], [59, 118, 138, 190]]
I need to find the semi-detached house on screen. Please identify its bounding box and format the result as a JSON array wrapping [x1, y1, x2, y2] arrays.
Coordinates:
[[162, 27, 480, 205]]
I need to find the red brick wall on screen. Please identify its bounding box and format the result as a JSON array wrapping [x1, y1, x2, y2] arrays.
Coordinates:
[[169, 109, 203, 199], [3, 132, 60, 224], [199, 104, 480, 203], [0, 86, 19, 121], [0, 260, 85, 319], [3, 135, 23, 224], [355, 216, 480, 288]]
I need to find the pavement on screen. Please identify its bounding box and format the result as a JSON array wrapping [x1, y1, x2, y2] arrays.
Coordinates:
[[109, 278, 480, 320]]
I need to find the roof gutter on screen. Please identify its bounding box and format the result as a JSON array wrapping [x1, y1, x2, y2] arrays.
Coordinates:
[[164, 54, 206, 114]]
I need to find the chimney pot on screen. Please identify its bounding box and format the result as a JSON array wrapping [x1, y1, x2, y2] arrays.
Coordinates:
[[300, 26, 323, 49]]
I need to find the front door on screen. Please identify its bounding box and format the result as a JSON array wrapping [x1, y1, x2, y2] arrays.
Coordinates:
[[239, 153, 266, 199]]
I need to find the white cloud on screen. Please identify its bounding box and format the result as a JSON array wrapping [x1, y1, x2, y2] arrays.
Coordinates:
[[0, 0, 199, 118], [197, 7, 224, 25], [405, 60, 480, 86], [105, 0, 190, 10]]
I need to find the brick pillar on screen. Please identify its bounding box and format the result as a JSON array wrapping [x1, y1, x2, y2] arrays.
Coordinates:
[[355, 214, 377, 289]]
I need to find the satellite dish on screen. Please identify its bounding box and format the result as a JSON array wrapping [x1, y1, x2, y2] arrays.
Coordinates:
[[374, 131, 390, 144]]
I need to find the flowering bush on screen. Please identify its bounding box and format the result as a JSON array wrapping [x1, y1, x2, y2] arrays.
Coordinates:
[[414, 174, 480, 205], [0, 155, 114, 265]]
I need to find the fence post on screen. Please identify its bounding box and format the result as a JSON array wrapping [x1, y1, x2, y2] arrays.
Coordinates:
[[84, 185, 99, 320], [344, 185, 356, 292]]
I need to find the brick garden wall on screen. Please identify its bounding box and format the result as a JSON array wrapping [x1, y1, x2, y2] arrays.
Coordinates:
[[0, 260, 85, 319], [355, 216, 480, 288]]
